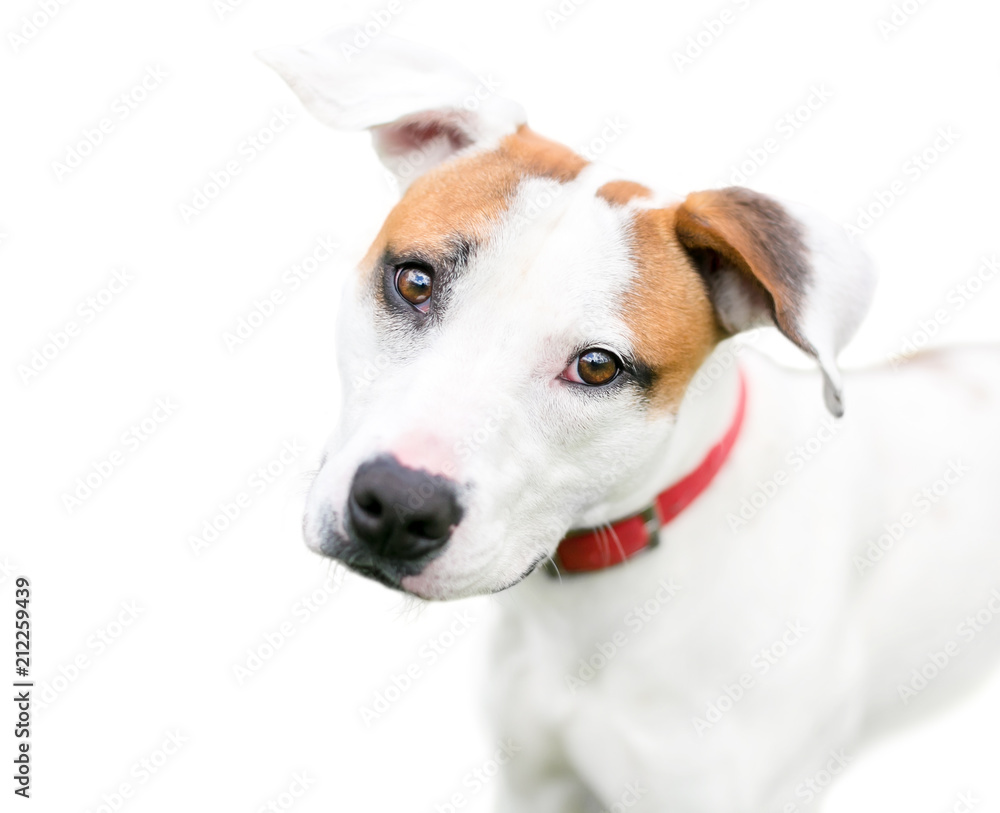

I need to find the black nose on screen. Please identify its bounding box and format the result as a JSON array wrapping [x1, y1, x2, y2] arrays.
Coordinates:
[[347, 456, 462, 562]]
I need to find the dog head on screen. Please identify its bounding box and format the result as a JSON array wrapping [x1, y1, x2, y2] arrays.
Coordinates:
[[261, 30, 876, 599]]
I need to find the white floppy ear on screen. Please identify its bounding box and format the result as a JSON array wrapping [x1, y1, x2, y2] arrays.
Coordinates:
[[674, 187, 877, 417], [257, 29, 526, 190]]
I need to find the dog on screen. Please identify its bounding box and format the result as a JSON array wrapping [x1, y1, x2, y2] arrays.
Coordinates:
[[260, 29, 1000, 812]]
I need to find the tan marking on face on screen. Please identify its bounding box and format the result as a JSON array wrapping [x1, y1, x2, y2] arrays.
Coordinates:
[[597, 180, 653, 206], [361, 126, 588, 272], [621, 206, 724, 410], [504, 125, 588, 182]]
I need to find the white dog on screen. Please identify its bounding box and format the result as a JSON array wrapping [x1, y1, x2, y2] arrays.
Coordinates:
[[261, 30, 1000, 812]]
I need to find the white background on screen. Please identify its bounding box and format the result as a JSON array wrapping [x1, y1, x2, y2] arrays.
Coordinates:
[[3, 0, 1000, 811]]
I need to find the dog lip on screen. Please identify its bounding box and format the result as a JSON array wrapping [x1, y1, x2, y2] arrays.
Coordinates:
[[324, 535, 402, 588], [332, 526, 440, 592], [312, 522, 386, 580], [344, 559, 403, 591], [488, 550, 550, 593]]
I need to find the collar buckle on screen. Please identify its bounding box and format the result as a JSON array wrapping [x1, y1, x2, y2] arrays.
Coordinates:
[[640, 502, 662, 547]]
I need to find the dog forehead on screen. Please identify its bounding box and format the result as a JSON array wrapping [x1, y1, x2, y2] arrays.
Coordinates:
[[362, 125, 587, 263], [364, 126, 640, 326], [361, 126, 720, 408], [486, 177, 719, 405], [375, 182, 637, 391], [493, 174, 639, 308]]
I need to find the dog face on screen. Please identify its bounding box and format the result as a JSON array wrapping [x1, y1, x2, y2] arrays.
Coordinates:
[[261, 31, 875, 599], [303, 129, 722, 598]]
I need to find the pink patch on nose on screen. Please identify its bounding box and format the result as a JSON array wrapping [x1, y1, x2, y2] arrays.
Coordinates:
[[391, 435, 457, 481]]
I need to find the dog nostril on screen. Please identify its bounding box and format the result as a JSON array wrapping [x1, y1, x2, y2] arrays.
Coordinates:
[[355, 492, 383, 517], [405, 518, 441, 539]]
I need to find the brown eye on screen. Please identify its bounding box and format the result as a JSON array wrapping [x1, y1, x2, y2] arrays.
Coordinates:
[[395, 265, 433, 311], [575, 349, 620, 386]]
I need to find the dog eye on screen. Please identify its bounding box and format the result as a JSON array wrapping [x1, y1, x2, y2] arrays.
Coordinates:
[[563, 348, 621, 386], [394, 264, 434, 312]]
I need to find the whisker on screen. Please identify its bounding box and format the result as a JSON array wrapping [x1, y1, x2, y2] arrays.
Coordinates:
[[595, 524, 611, 568], [605, 521, 627, 564], [545, 551, 563, 584]]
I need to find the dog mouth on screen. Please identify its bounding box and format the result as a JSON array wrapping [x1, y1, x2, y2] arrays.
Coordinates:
[[308, 505, 556, 598], [314, 517, 440, 593], [489, 550, 550, 592], [343, 559, 402, 590]]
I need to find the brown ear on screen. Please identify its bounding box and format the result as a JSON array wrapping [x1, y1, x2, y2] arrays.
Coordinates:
[[675, 187, 876, 416]]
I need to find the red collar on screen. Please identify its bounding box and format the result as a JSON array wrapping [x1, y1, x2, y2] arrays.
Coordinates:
[[550, 370, 747, 575]]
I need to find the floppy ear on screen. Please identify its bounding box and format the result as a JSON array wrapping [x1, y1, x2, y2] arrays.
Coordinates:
[[257, 29, 526, 190], [675, 187, 876, 417]]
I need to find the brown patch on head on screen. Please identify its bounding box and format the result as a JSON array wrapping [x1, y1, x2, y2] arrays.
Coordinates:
[[621, 207, 724, 411], [674, 187, 812, 352], [361, 125, 588, 272], [597, 180, 653, 207], [503, 125, 588, 182]]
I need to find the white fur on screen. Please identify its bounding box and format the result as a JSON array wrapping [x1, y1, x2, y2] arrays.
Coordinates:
[[488, 347, 1000, 812], [304, 170, 652, 598], [257, 28, 525, 188], [264, 31, 1000, 813]]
